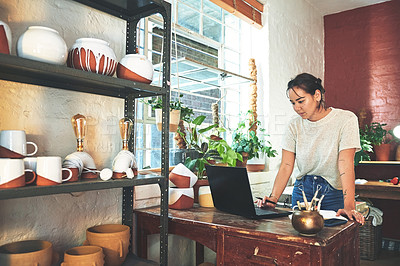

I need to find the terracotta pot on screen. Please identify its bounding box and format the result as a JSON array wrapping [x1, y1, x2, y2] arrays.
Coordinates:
[[67, 38, 117, 76], [62, 245, 104, 266], [169, 163, 198, 188], [396, 145, 400, 161], [373, 143, 391, 161], [0, 240, 53, 266], [0, 20, 12, 54], [117, 54, 153, 84], [17, 26, 67, 65], [198, 185, 214, 207], [85, 224, 130, 266], [236, 152, 249, 167], [169, 187, 194, 209], [155, 109, 180, 132], [193, 179, 209, 203]]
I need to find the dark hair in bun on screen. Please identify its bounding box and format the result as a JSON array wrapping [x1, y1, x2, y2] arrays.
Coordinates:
[[286, 73, 326, 109]]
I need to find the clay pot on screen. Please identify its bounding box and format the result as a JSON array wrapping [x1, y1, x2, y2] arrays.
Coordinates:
[[198, 185, 214, 207], [17, 26, 68, 65], [193, 179, 209, 203], [155, 109, 180, 132], [169, 163, 198, 188], [169, 187, 194, 209], [0, 240, 53, 266], [67, 38, 117, 76], [291, 210, 324, 236], [0, 20, 12, 54], [62, 245, 104, 266], [236, 152, 249, 167], [373, 143, 391, 161], [85, 224, 130, 266], [117, 54, 154, 83]]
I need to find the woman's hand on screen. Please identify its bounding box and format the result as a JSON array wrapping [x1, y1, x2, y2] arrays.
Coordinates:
[[255, 196, 277, 208], [337, 208, 365, 225]]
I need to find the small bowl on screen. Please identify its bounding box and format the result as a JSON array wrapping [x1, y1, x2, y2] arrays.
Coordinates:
[[291, 210, 324, 236]]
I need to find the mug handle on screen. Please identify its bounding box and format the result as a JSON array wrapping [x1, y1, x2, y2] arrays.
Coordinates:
[[24, 169, 36, 185], [26, 141, 38, 156], [61, 168, 73, 182]]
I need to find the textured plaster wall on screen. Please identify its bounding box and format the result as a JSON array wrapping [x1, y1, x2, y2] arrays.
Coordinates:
[[0, 0, 130, 261]]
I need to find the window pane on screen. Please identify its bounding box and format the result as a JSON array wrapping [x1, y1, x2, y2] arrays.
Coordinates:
[[203, 16, 222, 42], [178, 3, 200, 33], [179, 0, 200, 10], [224, 26, 240, 50], [203, 1, 222, 21], [224, 10, 239, 28]]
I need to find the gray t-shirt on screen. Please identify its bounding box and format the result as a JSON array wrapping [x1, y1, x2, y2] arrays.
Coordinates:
[[282, 108, 361, 189]]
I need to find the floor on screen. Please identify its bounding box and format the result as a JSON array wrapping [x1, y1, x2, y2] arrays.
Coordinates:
[[360, 250, 400, 266]]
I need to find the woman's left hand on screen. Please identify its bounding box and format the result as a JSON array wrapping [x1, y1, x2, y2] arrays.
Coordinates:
[[336, 208, 365, 225]]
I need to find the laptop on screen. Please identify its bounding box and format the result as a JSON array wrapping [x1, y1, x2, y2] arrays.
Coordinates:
[[205, 165, 291, 219]]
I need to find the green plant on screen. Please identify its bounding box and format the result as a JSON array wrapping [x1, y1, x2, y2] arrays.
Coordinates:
[[354, 136, 373, 166], [179, 115, 242, 178], [360, 122, 393, 146], [141, 94, 194, 122], [231, 110, 277, 161]]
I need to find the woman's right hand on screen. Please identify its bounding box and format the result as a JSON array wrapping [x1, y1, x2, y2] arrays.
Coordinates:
[[255, 196, 277, 208]]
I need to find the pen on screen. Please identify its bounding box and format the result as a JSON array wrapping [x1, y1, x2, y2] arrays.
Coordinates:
[[256, 197, 277, 205]]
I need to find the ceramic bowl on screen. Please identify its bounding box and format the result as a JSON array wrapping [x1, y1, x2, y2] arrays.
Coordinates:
[[117, 54, 153, 83], [291, 210, 324, 236]]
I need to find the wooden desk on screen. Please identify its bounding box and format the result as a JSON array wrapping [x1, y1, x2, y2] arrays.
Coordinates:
[[356, 181, 400, 200], [134, 206, 360, 266]]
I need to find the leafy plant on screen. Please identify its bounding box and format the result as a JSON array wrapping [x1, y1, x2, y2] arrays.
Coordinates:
[[231, 110, 277, 161], [179, 115, 242, 178], [354, 136, 373, 166], [360, 122, 393, 146]]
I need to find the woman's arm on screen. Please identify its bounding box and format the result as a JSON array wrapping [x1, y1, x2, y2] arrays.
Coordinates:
[[256, 149, 295, 208], [337, 148, 365, 224]]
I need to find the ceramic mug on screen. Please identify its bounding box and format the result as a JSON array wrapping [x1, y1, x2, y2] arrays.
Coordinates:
[[0, 20, 12, 54], [84, 224, 130, 266], [61, 245, 104, 266], [0, 158, 36, 188], [0, 130, 38, 156], [36, 156, 72, 186], [112, 150, 137, 179]]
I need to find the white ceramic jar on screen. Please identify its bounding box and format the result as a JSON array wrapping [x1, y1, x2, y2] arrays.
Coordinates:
[[117, 54, 154, 84], [0, 20, 12, 54], [17, 26, 67, 65], [67, 37, 117, 76]]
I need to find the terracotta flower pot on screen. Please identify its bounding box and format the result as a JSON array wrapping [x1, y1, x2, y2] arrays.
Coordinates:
[[155, 109, 180, 132], [0, 20, 12, 54], [117, 54, 153, 83], [85, 224, 130, 266], [62, 245, 104, 266], [373, 143, 391, 161], [0, 240, 53, 266], [236, 152, 249, 167], [193, 179, 209, 203]]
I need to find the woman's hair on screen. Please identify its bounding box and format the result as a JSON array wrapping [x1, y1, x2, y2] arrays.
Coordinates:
[[286, 73, 326, 109]]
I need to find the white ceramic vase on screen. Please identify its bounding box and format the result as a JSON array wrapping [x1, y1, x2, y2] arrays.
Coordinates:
[[17, 26, 67, 65], [117, 54, 154, 83], [67, 37, 117, 76], [0, 20, 12, 54]]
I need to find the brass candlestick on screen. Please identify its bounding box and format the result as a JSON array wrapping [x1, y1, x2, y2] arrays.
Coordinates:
[[71, 114, 86, 152], [119, 117, 133, 151]]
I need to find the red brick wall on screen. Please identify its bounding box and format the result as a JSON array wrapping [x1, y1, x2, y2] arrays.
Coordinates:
[[324, 1, 400, 131]]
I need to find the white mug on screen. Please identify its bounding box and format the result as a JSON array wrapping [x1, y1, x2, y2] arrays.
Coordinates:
[[0, 130, 38, 156], [36, 156, 72, 186], [0, 158, 36, 188], [24, 157, 37, 172]]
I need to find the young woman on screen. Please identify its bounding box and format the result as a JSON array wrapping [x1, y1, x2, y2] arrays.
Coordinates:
[[256, 73, 365, 224]]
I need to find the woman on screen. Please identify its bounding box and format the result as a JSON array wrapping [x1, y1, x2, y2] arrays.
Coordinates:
[[256, 73, 365, 224]]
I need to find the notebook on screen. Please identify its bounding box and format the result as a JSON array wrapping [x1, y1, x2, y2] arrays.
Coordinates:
[[205, 165, 291, 219]]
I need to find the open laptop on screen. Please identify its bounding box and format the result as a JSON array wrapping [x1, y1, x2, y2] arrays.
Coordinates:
[[205, 165, 291, 219]]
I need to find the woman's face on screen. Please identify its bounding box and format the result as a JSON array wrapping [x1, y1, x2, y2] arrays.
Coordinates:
[[288, 86, 321, 121]]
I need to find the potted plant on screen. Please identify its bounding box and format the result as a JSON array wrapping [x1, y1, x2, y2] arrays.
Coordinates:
[[354, 136, 373, 166], [360, 122, 393, 161], [231, 110, 277, 170]]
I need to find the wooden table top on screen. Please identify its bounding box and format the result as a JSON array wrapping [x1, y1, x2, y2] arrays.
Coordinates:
[[356, 181, 400, 200], [135, 205, 357, 247]]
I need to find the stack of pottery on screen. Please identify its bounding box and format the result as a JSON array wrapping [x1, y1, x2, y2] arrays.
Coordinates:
[[0, 20, 12, 54], [17, 26, 68, 65], [117, 54, 154, 84], [0, 240, 53, 266], [67, 38, 117, 76], [0, 130, 38, 188], [168, 163, 197, 209]]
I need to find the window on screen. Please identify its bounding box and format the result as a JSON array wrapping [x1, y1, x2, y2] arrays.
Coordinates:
[[135, 0, 252, 169]]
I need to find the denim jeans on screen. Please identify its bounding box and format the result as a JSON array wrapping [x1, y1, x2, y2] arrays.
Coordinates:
[[292, 175, 344, 211]]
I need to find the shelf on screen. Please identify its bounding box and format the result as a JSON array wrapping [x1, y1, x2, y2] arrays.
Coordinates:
[[358, 161, 400, 165], [0, 174, 163, 200], [73, 0, 167, 20], [0, 54, 167, 98]]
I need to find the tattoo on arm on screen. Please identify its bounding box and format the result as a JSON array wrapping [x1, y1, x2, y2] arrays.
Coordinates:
[[343, 189, 347, 200], [340, 172, 345, 177]]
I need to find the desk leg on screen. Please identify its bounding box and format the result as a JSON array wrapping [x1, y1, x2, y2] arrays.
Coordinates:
[[196, 242, 204, 265], [137, 226, 148, 259]]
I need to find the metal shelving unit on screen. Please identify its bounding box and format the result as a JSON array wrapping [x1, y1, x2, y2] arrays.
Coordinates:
[[0, 0, 171, 265]]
